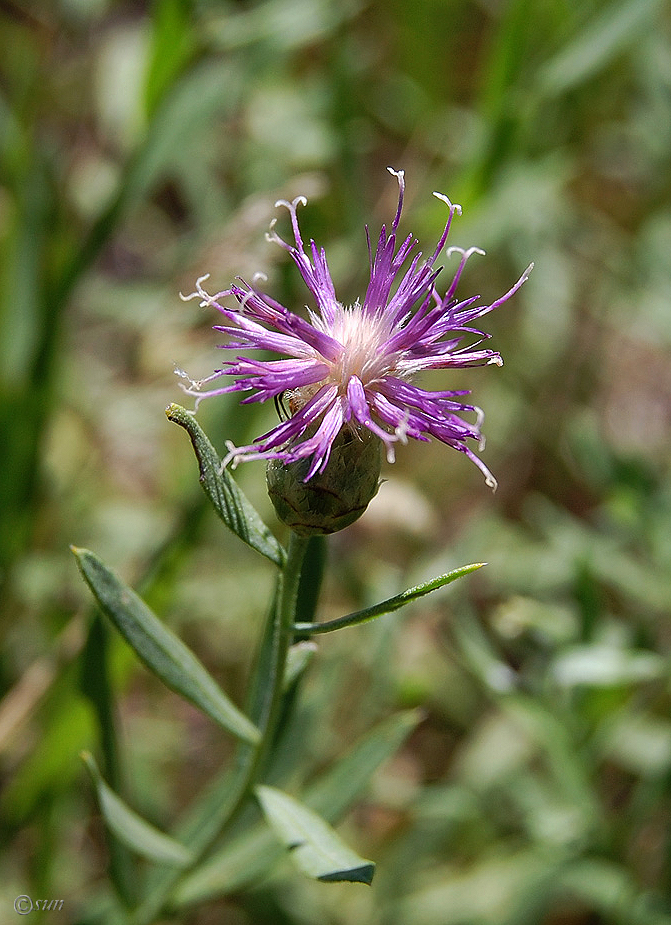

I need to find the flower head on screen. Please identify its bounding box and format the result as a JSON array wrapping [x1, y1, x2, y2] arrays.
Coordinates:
[[179, 169, 532, 490]]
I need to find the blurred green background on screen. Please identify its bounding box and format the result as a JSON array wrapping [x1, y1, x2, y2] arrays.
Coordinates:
[[1, 0, 671, 922]]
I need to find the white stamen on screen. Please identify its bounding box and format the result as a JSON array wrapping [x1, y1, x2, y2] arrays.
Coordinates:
[[393, 409, 410, 445], [265, 219, 280, 247], [485, 473, 498, 492], [176, 382, 207, 411], [433, 191, 462, 216], [179, 274, 211, 302], [487, 356, 504, 367], [238, 288, 257, 315], [446, 245, 485, 259], [386, 166, 405, 182], [274, 195, 308, 211], [222, 440, 241, 472], [174, 365, 202, 390]]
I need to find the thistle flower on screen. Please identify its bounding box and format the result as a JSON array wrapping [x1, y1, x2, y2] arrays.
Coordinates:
[[179, 168, 532, 492]]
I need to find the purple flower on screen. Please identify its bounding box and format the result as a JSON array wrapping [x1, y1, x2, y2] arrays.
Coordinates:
[[179, 169, 532, 489]]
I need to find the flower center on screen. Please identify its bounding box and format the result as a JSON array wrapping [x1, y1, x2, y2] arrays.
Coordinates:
[[326, 302, 392, 388], [288, 303, 399, 415]]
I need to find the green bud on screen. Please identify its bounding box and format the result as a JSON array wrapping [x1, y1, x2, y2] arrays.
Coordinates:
[[266, 427, 382, 536]]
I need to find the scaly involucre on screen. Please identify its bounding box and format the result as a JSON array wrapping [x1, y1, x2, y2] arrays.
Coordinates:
[[179, 168, 532, 489]]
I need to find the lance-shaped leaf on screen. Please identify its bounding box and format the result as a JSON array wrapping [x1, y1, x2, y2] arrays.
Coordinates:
[[81, 752, 193, 867], [255, 785, 375, 884], [283, 641, 318, 692], [172, 709, 421, 906], [295, 563, 485, 635], [72, 547, 260, 745], [166, 403, 285, 566]]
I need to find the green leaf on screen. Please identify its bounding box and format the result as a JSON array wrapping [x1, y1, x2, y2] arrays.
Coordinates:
[[538, 0, 665, 97], [255, 785, 374, 884], [121, 59, 243, 210], [284, 641, 318, 692], [81, 752, 193, 867], [295, 563, 485, 635], [0, 695, 95, 824], [166, 403, 285, 567], [171, 709, 421, 905], [0, 150, 59, 574], [204, 0, 360, 53], [397, 849, 564, 925], [79, 614, 137, 906], [143, 0, 197, 119], [129, 575, 287, 925], [308, 709, 422, 817], [72, 547, 260, 745], [559, 857, 671, 925]]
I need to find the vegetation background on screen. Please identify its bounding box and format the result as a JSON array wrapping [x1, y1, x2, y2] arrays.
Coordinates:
[[1, 0, 670, 922]]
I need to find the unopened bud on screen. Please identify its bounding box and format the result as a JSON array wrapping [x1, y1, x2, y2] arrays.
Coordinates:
[[266, 427, 382, 536]]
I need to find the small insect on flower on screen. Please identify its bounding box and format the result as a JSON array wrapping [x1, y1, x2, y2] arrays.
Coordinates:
[[179, 169, 532, 532], [273, 389, 305, 421]]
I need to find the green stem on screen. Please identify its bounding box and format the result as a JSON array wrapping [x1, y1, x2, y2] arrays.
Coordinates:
[[130, 532, 309, 924], [258, 531, 310, 754]]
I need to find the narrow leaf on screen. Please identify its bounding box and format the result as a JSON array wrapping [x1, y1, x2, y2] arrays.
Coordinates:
[[79, 614, 137, 905], [538, 0, 664, 97], [255, 785, 375, 884], [172, 710, 421, 905], [166, 403, 285, 566], [294, 535, 327, 625], [143, 0, 197, 118], [82, 752, 193, 867], [72, 547, 260, 745], [130, 576, 284, 925], [308, 709, 422, 818], [558, 857, 671, 924], [284, 642, 318, 692], [295, 563, 485, 635]]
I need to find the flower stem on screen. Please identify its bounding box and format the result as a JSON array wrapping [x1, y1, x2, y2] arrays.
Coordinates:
[[257, 531, 310, 749]]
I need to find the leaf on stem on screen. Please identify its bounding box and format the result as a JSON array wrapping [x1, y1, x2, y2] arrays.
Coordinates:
[[255, 785, 375, 884], [295, 563, 486, 635], [81, 752, 193, 867], [171, 709, 421, 905], [166, 403, 285, 566], [284, 641, 318, 692], [72, 547, 260, 745]]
